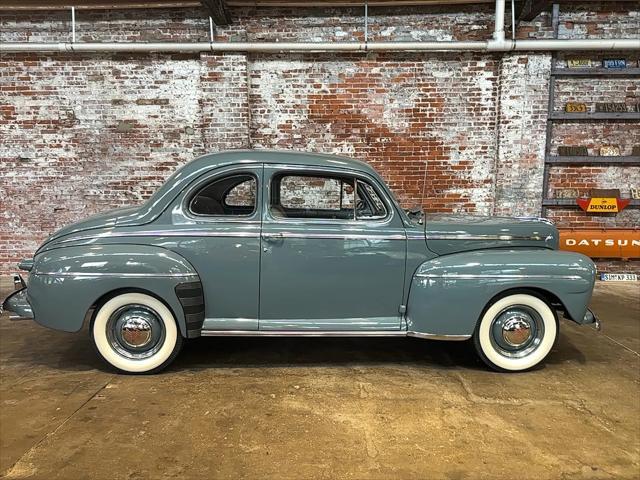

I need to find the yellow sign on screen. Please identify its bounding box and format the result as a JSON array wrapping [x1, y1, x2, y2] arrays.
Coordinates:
[[565, 102, 587, 113], [567, 58, 590, 68], [580, 198, 619, 212], [599, 145, 620, 156]]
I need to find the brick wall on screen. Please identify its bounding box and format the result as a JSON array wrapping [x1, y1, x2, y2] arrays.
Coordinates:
[[1, 3, 639, 275]]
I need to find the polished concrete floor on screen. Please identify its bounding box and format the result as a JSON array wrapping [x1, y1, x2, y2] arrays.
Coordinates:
[[0, 281, 638, 480]]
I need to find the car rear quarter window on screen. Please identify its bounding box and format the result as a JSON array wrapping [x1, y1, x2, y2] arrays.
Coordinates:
[[190, 174, 256, 216]]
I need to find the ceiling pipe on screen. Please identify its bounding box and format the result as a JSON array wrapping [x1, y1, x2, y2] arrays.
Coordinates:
[[1, 39, 638, 53]]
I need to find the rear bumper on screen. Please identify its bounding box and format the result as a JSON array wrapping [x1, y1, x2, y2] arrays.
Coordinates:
[[1, 274, 34, 320]]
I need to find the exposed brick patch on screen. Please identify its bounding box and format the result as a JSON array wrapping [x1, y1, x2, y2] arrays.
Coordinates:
[[249, 52, 498, 212], [494, 54, 551, 217], [594, 259, 640, 275]]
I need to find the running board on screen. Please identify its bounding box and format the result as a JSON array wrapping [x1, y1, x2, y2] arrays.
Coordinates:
[[199, 330, 471, 341]]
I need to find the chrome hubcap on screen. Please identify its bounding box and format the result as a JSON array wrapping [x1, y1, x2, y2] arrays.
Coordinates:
[[502, 316, 532, 347], [106, 304, 165, 360], [121, 317, 153, 348], [490, 305, 544, 358]]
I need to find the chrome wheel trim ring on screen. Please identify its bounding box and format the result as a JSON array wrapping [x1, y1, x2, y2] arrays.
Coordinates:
[[489, 304, 545, 359], [106, 304, 166, 360]]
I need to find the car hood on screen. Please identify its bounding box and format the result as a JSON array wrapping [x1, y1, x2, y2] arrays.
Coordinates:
[[36, 206, 143, 252], [424, 214, 558, 255]]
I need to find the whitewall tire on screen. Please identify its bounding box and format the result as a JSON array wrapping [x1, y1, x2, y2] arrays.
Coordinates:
[[473, 293, 558, 372], [91, 292, 183, 374]]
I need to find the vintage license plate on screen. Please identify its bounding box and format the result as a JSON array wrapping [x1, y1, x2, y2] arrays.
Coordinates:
[[595, 103, 628, 113], [554, 188, 579, 199], [631, 187, 640, 200], [565, 102, 587, 113], [567, 58, 590, 68], [603, 59, 627, 68], [599, 145, 620, 156], [601, 273, 638, 281], [558, 146, 588, 156]]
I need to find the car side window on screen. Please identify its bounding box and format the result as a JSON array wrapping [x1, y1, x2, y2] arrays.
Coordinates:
[[190, 174, 256, 216], [270, 173, 387, 221], [356, 179, 387, 220]]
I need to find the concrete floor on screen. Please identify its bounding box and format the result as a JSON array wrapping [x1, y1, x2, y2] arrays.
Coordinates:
[[0, 282, 638, 480]]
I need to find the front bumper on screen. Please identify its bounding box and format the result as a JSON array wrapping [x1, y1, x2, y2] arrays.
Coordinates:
[[1, 274, 34, 320], [583, 308, 601, 331]]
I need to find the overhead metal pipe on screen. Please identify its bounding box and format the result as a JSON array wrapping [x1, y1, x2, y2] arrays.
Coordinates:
[[486, 38, 640, 51], [1, 39, 638, 53]]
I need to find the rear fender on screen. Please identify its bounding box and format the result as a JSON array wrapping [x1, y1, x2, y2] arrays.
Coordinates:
[[27, 244, 203, 338], [406, 249, 596, 337]]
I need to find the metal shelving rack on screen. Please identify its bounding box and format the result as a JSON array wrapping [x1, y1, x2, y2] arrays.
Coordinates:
[[540, 4, 640, 217]]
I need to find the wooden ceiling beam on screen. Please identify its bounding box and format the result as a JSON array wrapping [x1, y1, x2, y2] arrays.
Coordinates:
[[201, 0, 231, 23], [0, 0, 201, 9], [1, 0, 635, 13], [226, 0, 493, 6], [516, 0, 551, 21]]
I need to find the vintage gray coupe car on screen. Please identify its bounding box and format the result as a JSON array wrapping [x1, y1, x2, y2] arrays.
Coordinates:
[[3, 150, 600, 373]]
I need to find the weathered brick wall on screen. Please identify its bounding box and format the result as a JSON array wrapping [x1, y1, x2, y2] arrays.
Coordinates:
[[493, 53, 551, 217], [249, 52, 499, 211], [1, 3, 639, 275]]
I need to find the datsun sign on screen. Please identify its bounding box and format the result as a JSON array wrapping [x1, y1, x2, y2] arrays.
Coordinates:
[[559, 229, 640, 259]]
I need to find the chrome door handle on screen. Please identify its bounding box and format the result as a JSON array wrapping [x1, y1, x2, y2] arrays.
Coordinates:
[[262, 232, 284, 242]]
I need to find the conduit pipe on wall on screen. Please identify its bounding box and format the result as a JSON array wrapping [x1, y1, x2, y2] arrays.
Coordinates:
[[1, 39, 639, 53], [493, 0, 506, 42]]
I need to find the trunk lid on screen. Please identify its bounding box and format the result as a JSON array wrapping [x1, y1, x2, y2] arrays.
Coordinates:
[[37, 206, 142, 249]]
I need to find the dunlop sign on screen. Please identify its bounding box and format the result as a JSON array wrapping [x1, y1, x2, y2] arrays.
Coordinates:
[[576, 197, 630, 213], [559, 229, 640, 259]]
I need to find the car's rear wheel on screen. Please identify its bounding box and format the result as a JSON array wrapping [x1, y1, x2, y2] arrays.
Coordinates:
[[473, 293, 558, 372], [91, 292, 183, 374]]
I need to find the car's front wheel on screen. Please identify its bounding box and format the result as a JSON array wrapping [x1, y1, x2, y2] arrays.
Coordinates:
[[91, 292, 183, 374], [473, 293, 558, 372]]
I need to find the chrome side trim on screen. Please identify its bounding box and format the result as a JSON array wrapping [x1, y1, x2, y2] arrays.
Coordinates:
[[516, 216, 555, 226], [407, 332, 471, 341], [58, 230, 405, 243], [274, 232, 405, 241], [198, 330, 471, 340], [200, 330, 407, 337], [32, 272, 199, 278], [58, 230, 260, 243], [415, 273, 583, 280], [406, 233, 426, 240], [424, 234, 545, 241]]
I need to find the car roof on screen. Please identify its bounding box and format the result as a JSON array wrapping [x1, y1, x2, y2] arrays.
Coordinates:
[[184, 149, 379, 177]]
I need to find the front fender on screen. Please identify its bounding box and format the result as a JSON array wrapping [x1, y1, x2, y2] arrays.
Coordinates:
[[406, 249, 596, 336], [27, 244, 203, 338]]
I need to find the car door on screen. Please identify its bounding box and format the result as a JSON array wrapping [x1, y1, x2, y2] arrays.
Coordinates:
[[259, 164, 407, 331], [167, 164, 263, 330]]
